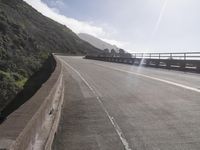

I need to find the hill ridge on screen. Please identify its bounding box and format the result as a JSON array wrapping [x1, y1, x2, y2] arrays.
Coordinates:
[[0, 0, 101, 110]]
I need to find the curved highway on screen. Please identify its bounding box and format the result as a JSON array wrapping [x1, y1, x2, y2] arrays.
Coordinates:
[[53, 56, 200, 150]]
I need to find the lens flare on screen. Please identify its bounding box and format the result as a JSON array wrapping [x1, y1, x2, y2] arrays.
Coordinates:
[[151, 0, 168, 39]]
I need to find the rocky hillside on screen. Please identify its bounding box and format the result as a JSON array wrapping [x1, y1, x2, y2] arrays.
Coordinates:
[[0, 0, 101, 111]]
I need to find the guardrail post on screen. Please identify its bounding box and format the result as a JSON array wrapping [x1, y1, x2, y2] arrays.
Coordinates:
[[181, 53, 186, 70], [184, 53, 186, 61], [139, 59, 142, 65], [166, 60, 171, 69], [197, 63, 200, 72], [145, 59, 150, 66], [170, 53, 172, 60]]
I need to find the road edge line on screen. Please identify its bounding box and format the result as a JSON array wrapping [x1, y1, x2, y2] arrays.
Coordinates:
[[96, 63, 200, 93], [60, 59, 132, 150]]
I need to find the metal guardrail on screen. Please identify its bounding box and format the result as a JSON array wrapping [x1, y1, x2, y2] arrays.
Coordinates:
[[85, 52, 200, 72], [131, 52, 200, 60]]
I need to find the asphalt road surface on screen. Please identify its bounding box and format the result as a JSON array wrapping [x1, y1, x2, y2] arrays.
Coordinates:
[[53, 56, 200, 150]]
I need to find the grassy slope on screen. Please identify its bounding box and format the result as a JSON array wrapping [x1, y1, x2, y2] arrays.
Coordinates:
[[0, 0, 101, 110]]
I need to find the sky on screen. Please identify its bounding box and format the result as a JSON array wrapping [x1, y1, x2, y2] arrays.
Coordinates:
[[23, 0, 200, 53]]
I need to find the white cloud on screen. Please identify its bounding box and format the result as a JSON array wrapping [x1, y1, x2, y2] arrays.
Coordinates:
[[23, 0, 126, 48], [101, 38, 129, 49], [23, 0, 105, 37]]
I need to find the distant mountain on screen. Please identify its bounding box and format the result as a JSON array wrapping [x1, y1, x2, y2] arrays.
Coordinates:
[[78, 33, 119, 52], [0, 0, 101, 110]]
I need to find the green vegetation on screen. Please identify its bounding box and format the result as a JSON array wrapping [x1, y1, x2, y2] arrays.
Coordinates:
[[0, 0, 101, 111]]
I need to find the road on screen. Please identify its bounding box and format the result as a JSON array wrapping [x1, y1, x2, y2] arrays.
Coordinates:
[[53, 56, 200, 150]]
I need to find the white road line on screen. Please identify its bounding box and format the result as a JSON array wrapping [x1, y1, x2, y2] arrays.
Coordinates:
[[96, 63, 200, 93], [59, 58, 132, 150]]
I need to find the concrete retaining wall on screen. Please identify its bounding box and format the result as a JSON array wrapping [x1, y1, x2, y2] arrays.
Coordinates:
[[0, 55, 64, 150]]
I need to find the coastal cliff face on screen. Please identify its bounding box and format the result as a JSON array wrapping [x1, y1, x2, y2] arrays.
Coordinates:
[[0, 0, 100, 110]]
